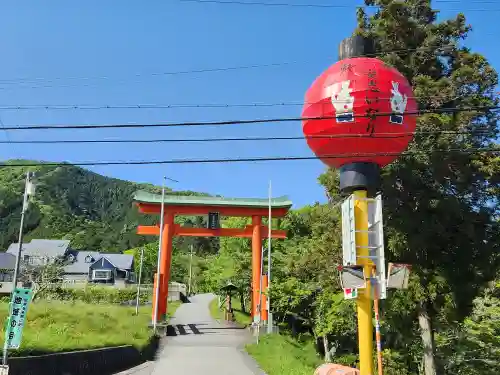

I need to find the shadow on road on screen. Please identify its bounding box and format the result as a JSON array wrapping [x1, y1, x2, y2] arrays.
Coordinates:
[[165, 323, 247, 336]]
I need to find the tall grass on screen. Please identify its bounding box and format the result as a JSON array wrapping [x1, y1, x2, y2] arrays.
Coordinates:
[[0, 300, 181, 356], [246, 334, 322, 375]]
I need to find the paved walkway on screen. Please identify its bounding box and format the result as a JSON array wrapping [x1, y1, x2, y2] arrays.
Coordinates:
[[118, 293, 265, 375]]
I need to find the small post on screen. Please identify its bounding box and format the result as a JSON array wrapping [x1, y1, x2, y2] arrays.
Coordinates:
[[2, 171, 36, 367], [135, 246, 145, 315], [188, 244, 193, 296], [372, 267, 383, 375]]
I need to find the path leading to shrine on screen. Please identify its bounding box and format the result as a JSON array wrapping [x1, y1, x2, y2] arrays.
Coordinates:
[[117, 293, 265, 375]]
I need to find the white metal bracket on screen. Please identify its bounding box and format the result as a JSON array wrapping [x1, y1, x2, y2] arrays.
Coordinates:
[[341, 194, 387, 300]]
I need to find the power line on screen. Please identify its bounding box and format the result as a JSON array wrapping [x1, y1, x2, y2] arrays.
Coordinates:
[[0, 129, 495, 145], [1, 147, 499, 168], [1, 105, 498, 132], [177, 0, 500, 11], [0, 45, 471, 90], [0, 62, 294, 87], [2, 93, 495, 110]]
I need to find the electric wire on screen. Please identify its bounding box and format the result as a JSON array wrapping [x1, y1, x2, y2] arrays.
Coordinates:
[[1, 105, 497, 132], [0, 129, 495, 145], [177, 0, 499, 10], [1, 147, 499, 168], [0, 44, 477, 90], [1, 92, 496, 110]]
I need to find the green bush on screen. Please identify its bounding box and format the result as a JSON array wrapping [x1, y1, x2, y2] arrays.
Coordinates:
[[38, 286, 151, 304]]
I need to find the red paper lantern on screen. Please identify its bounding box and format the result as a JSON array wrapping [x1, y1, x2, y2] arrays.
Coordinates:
[[302, 57, 417, 169]]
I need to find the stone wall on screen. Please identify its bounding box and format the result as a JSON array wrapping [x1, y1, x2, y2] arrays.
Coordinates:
[[6, 336, 159, 375]]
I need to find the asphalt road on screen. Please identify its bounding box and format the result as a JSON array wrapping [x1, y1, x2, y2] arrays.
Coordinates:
[[117, 293, 265, 375]]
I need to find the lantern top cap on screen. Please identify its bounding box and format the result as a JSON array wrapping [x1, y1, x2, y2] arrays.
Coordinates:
[[338, 35, 376, 60]]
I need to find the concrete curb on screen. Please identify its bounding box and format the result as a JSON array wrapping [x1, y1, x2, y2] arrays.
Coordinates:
[[113, 361, 153, 375]]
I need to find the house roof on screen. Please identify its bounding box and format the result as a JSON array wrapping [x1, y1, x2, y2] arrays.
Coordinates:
[[7, 239, 70, 259], [133, 190, 293, 209], [0, 252, 16, 270], [64, 251, 100, 274], [91, 254, 134, 271]]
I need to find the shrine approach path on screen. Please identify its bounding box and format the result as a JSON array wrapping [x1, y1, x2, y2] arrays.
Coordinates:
[[116, 293, 265, 375]]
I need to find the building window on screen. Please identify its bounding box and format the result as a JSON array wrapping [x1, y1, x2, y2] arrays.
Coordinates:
[[92, 270, 112, 281]]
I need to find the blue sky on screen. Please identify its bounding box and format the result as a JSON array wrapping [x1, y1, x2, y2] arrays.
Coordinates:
[[0, 0, 498, 208]]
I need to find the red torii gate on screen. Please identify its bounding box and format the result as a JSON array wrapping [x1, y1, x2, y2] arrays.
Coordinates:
[[133, 190, 292, 322]]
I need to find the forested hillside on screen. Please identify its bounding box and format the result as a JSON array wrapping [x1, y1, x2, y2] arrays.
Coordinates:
[[0, 160, 216, 253]]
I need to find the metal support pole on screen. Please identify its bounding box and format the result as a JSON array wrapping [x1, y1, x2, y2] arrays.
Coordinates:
[[256, 245, 264, 344], [153, 177, 166, 332], [135, 246, 145, 315], [354, 190, 374, 375], [188, 244, 193, 296], [2, 171, 32, 366], [267, 180, 273, 334]]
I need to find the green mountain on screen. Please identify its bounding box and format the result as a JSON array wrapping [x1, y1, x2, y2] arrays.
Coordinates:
[[0, 160, 212, 252]]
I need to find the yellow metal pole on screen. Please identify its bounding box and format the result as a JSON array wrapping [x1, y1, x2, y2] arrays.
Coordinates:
[[354, 190, 374, 375]]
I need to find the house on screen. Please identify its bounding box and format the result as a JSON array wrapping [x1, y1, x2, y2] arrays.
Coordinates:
[[0, 252, 17, 294], [7, 239, 70, 267], [6, 239, 135, 286], [0, 252, 16, 281], [88, 254, 135, 286], [63, 250, 100, 282]]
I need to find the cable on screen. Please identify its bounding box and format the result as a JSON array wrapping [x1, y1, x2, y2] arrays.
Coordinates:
[[0, 129, 495, 145], [2, 92, 496, 110], [1, 105, 498, 132], [178, 0, 500, 11], [0, 45, 474, 90], [1, 147, 499, 168]]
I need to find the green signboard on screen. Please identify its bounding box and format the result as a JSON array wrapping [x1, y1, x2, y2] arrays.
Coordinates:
[[4, 288, 33, 350]]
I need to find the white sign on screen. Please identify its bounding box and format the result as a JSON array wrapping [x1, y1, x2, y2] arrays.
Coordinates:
[[341, 195, 356, 266], [387, 263, 411, 289], [343, 288, 358, 300], [341, 194, 387, 300]]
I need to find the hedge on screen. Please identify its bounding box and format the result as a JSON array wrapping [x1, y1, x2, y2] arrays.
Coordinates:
[[37, 286, 152, 304]]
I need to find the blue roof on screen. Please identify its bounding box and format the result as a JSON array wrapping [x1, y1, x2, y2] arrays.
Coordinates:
[[94, 254, 134, 270], [64, 251, 100, 274]]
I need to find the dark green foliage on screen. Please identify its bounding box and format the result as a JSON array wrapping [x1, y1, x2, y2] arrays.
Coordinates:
[[0, 160, 216, 253]]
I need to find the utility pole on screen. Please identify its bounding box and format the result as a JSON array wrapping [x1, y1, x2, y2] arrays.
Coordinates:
[[2, 171, 36, 367], [267, 180, 273, 334], [134, 246, 145, 315], [153, 177, 166, 333], [188, 243, 193, 296]]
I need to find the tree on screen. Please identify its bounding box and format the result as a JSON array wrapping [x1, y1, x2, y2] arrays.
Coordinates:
[[19, 260, 65, 301], [437, 277, 500, 375], [318, 1, 500, 373]]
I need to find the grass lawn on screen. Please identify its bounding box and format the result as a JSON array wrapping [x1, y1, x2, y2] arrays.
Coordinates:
[[246, 334, 322, 375], [0, 300, 181, 356], [209, 296, 252, 326]]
